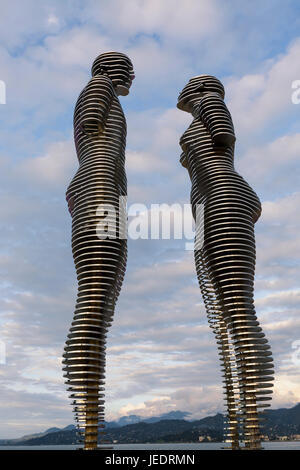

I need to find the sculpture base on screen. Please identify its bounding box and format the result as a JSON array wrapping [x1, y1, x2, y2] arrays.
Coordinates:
[[221, 446, 264, 450], [77, 446, 114, 451]]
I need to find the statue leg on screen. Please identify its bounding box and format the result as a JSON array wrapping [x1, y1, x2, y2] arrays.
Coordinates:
[[202, 204, 274, 449], [195, 247, 240, 449], [63, 199, 127, 449]]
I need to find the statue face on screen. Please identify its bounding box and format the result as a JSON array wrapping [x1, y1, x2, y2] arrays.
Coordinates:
[[177, 75, 225, 112], [115, 57, 135, 96], [91, 52, 134, 96]]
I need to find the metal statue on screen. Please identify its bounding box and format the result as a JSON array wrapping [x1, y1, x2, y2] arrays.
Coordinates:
[[177, 75, 274, 450], [63, 51, 134, 450]]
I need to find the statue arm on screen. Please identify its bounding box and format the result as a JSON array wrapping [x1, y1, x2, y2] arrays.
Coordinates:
[[80, 75, 114, 135], [198, 93, 236, 147]]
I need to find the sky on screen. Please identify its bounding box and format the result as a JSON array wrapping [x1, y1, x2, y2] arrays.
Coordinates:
[[0, 0, 300, 439]]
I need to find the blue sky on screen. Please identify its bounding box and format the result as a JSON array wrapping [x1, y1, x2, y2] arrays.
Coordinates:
[[0, 0, 300, 438]]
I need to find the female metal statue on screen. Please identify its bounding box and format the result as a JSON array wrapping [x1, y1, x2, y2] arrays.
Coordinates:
[[63, 52, 134, 450], [177, 75, 274, 449]]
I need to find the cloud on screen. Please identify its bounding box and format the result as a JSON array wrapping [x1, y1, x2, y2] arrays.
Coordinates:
[[116, 388, 222, 421], [0, 387, 71, 438], [18, 140, 77, 186], [83, 0, 222, 41], [262, 192, 300, 223], [237, 135, 300, 197], [227, 38, 300, 137], [126, 150, 169, 174]]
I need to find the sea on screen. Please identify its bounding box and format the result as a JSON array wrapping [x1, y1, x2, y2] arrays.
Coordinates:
[[0, 442, 299, 450]]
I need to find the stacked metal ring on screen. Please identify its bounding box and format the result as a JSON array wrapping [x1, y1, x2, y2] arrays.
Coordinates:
[[63, 52, 133, 450], [178, 75, 274, 449]]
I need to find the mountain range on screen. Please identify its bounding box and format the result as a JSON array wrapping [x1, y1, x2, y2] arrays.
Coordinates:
[[0, 404, 299, 445]]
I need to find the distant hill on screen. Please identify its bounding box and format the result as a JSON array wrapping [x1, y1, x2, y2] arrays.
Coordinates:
[[107, 410, 190, 428], [1, 404, 299, 445], [262, 403, 300, 436], [0, 410, 190, 444], [0, 424, 76, 445]]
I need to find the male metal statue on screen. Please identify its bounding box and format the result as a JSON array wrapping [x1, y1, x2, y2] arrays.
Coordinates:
[[63, 52, 134, 450], [177, 75, 274, 449]]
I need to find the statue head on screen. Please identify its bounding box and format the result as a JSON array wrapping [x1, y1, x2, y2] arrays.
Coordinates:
[[91, 51, 135, 96], [177, 75, 225, 112]]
